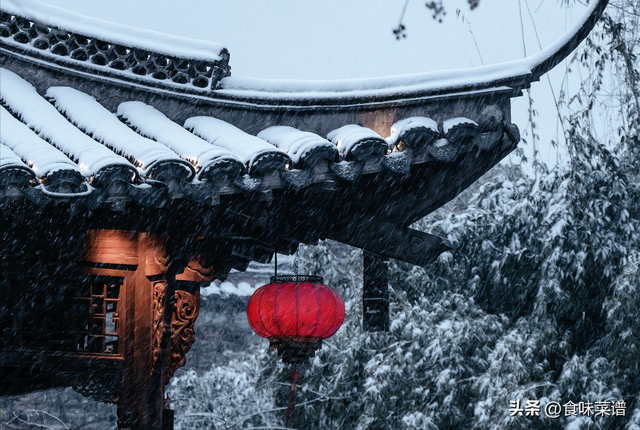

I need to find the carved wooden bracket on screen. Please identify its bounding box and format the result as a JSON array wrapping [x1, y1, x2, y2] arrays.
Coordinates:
[[151, 280, 168, 375], [176, 255, 216, 282], [163, 289, 200, 386]]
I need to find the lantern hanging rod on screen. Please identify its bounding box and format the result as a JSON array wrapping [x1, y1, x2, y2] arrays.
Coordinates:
[[270, 275, 324, 284]]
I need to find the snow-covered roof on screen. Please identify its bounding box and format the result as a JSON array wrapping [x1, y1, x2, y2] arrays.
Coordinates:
[[0, 106, 81, 179], [46, 87, 194, 180], [0, 0, 606, 275], [216, 0, 608, 104], [0, 0, 230, 93], [1, 0, 226, 62], [185, 117, 291, 175], [0, 144, 37, 191], [0, 67, 514, 205], [117, 102, 245, 181], [443, 118, 479, 134], [327, 125, 388, 161], [0, 143, 33, 173], [257, 126, 339, 166], [0, 0, 606, 107], [0, 68, 135, 184], [388, 117, 439, 148]]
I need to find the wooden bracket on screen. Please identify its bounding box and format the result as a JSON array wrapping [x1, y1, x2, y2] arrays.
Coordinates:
[[330, 220, 452, 268]]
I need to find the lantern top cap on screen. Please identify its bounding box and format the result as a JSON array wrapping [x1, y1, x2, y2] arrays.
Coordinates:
[[269, 275, 323, 284]]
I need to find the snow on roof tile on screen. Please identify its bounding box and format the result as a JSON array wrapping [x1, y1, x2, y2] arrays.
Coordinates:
[[217, 0, 606, 103], [1, 143, 31, 171], [257, 126, 339, 166], [185, 117, 291, 175], [0, 69, 517, 203], [46, 87, 194, 180], [443, 118, 479, 134], [327, 124, 388, 161], [1, 0, 226, 62], [0, 68, 135, 181], [0, 143, 37, 187], [0, 106, 81, 179], [388, 117, 439, 147], [117, 102, 245, 180]]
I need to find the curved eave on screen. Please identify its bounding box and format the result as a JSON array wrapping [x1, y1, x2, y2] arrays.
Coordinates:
[[0, 43, 519, 112], [0, 0, 608, 112], [1, 0, 226, 62], [216, 0, 608, 107]]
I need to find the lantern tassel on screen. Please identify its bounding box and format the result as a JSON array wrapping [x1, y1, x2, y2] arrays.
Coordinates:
[[285, 367, 300, 427]]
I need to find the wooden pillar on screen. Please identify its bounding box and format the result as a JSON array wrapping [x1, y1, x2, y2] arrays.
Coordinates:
[[363, 251, 389, 332], [83, 230, 170, 430], [82, 231, 215, 430], [162, 258, 214, 387]]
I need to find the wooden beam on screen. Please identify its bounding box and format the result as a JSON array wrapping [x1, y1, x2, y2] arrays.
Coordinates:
[[329, 221, 451, 268]]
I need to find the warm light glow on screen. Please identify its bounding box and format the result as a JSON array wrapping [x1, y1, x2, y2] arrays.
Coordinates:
[[358, 109, 397, 138]]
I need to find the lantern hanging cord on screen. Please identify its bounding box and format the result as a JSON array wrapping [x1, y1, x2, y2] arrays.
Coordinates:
[[294, 245, 300, 276]]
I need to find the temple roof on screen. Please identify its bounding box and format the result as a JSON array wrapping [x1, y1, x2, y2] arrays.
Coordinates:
[[0, 0, 608, 272], [0, 63, 519, 271], [0, 0, 607, 106], [0, 0, 230, 92], [0, 67, 509, 201]]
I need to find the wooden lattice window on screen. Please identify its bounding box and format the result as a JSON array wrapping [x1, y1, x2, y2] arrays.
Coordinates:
[[73, 276, 123, 354], [0, 274, 124, 355]]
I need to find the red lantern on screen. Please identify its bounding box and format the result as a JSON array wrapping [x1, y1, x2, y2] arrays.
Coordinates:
[[247, 275, 345, 425], [247, 275, 345, 364]]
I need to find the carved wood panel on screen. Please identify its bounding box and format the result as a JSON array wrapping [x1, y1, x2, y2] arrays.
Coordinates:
[[151, 280, 167, 375], [163, 289, 199, 386]]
